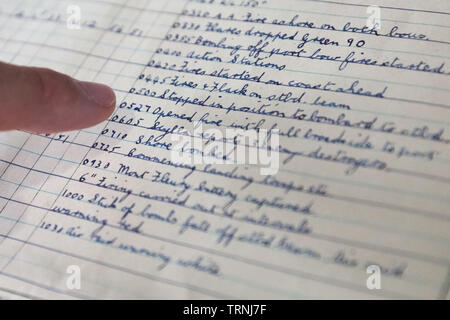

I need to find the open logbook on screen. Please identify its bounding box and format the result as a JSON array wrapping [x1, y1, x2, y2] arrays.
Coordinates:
[[0, 0, 449, 299]]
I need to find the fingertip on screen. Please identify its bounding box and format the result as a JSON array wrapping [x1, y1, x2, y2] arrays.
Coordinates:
[[0, 62, 118, 133], [77, 81, 116, 110], [26, 81, 116, 134]]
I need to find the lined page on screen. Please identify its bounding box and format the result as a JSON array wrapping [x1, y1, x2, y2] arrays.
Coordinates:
[[0, 0, 449, 299]]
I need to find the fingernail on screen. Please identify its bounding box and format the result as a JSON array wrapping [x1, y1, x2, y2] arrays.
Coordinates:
[[77, 81, 116, 108]]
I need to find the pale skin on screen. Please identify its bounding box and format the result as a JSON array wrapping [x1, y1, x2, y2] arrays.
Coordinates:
[[0, 62, 116, 133]]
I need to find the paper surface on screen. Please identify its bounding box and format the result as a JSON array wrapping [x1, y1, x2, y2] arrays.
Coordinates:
[[0, 0, 449, 299]]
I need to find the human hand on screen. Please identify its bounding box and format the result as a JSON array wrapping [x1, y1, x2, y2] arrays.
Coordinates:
[[0, 62, 115, 133]]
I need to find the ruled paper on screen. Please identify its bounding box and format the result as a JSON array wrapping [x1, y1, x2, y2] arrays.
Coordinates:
[[0, 0, 449, 299]]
